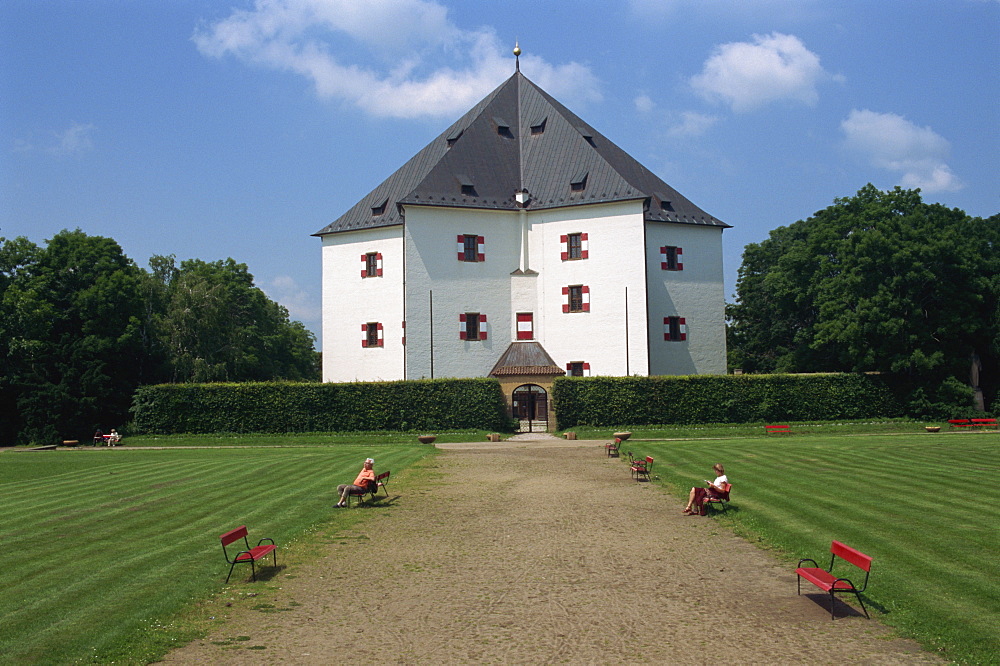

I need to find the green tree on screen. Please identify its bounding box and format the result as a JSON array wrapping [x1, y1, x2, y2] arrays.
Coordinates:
[[2, 230, 150, 444], [728, 185, 998, 415], [157, 257, 316, 382]]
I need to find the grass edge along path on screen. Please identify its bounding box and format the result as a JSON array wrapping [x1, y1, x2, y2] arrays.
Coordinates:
[[627, 432, 1000, 665], [0, 444, 437, 664]]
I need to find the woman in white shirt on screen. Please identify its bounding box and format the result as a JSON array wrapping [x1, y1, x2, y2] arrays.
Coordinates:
[[683, 463, 728, 515]]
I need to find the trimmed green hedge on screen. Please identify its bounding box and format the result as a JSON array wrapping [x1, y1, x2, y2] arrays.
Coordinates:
[[553, 373, 903, 429], [129, 378, 508, 434]]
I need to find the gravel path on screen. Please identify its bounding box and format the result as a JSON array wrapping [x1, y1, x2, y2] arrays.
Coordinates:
[[162, 438, 937, 664]]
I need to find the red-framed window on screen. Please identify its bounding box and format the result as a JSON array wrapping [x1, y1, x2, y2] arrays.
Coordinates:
[[664, 316, 687, 341], [660, 246, 683, 271], [562, 285, 590, 313], [567, 361, 590, 377], [361, 252, 383, 277], [560, 232, 589, 260], [457, 235, 485, 262], [362, 322, 384, 347], [516, 312, 534, 340], [459, 313, 488, 340]]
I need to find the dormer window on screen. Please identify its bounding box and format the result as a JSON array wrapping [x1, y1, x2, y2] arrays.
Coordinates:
[[570, 170, 588, 192], [578, 127, 595, 146], [371, 197, 388, 216], [654, 192, 675, 212], [495, 117, 514, 139], [530, 116, 547, 135], [446, 127, 464, 147], [457, 175, 477, 197]]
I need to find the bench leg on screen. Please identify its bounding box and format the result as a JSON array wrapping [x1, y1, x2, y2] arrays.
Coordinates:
[[226, 562, 238, 584]]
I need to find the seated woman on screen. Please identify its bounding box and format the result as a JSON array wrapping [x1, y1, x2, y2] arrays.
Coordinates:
[[682, 463, 728, 515], [335, 458, 376, 508]]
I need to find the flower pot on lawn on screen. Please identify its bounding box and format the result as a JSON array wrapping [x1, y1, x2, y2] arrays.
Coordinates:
[[925, 426, 941, 433], [564, 432, 577, 440], [613, 432, 631, 441], [418, 435, 437, 444]]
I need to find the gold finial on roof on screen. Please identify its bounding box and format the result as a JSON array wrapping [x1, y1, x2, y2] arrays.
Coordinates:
[[513, 40, 521, 71]]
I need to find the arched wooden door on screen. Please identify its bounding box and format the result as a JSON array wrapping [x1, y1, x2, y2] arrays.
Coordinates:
[[512, 384, 548, 433]]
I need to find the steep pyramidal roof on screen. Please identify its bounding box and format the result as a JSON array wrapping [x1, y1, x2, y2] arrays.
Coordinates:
[[314, 71, 728, 236]]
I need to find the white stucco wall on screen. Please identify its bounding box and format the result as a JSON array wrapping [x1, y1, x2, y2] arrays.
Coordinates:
[[321, 226, 404, 382], [320, 201, 727, 383], [645, 222, 727, 375], [527, 201, 650, 376], [402, 206, 519, 379]]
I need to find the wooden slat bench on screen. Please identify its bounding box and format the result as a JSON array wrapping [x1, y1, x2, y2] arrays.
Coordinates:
[[795, 540, 872, 619], [950, 419, 997, 429], [765, 424, 791, 434], [345, 470, 391, 506], [703, 482, 732, 514], [220, 525, 277, 583]]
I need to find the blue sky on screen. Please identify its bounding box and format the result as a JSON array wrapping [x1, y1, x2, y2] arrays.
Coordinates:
[[3, 0, 998, 350]]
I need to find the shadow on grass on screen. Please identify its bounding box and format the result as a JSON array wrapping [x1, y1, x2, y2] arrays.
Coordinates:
[[227, 563, 287, 584]]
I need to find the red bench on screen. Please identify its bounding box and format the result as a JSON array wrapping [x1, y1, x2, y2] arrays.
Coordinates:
[[765, 424, 791, 434], [220, 525, 277, 583], [605, 437, 622, 457], [796, 540, 872, 620], [950, 419, 998, 429], [630, 455, 653, 482], [344, 470, 391, 506], [703, 482, 732, 514]]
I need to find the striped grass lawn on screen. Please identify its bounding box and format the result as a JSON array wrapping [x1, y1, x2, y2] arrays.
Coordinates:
[[0, 445, 435, 664], [629, 431, 1000, 665]]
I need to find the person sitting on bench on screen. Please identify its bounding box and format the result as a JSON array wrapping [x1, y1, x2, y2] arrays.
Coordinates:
[[335, 458, 376, 508], [682, 463, 728, 515]]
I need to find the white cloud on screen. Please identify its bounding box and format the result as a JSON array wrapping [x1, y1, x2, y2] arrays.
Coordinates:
[[841, 109, 963, 193], [47, 123, 96, 155], [193, 0, 600, 119], [634, 94, 654, 114], [691, 33, 828, 112], [265, 275, 321, 323], [666, 111, 718, 138]]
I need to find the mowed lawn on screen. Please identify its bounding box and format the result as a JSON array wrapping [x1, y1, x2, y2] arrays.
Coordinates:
[[2, 431, 998, 664], [0, 445, 435, 664], [626, 431, 1000, 665]]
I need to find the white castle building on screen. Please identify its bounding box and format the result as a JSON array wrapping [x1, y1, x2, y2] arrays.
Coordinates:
[[315, 65, 730, 425]]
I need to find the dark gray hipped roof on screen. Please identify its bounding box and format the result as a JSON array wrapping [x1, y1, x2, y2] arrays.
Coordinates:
[[314, 72, 728, 236], [489, 342, 566, 377]]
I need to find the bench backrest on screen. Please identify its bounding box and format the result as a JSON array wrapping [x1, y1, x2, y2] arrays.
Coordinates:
[[375, 471, 390, 483], [831, 540, 872, 572], [220, 525, 249, 548]]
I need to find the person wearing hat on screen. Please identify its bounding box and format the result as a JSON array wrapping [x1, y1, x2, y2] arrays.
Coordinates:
[[336, 458, 376, 507]]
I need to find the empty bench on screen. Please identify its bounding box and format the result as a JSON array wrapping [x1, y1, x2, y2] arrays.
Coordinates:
[[949, 418, 997, 429], [220, 525, 277, 583], [795, 540, 872, 619], [345, 470, 391, 507], [765, 424, 791, 434]]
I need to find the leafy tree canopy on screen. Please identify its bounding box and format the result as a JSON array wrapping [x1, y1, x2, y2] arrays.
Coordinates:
[[1, 231, 317, 445], [728, 185, 998, 415]]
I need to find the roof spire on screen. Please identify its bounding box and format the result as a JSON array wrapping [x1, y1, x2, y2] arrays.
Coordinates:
[[513, 40, 521, 72]]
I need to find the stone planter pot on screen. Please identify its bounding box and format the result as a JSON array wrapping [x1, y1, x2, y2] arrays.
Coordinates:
[[925, 426, 941, 433], [418, 435, 437, 444], [487, 433, 501, 442], [62, 440, 79, 447], [613, 432, 631, 441], [564, 432, 577, 440]]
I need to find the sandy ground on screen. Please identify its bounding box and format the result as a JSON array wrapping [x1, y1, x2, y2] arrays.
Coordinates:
[[162, 436, 938, 664]]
